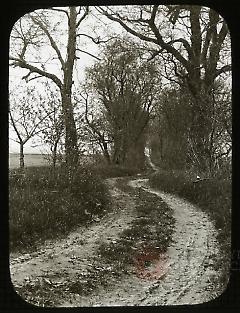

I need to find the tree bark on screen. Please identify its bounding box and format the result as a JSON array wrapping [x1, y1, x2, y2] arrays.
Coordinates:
[[61, 7, 79, 169], [60, 90, 79, 169], [112, 131, 146, 169]]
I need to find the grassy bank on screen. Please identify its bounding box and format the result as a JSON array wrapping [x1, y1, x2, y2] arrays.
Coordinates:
[[9, 165, 110, 252], [149, 169, 231, 288]]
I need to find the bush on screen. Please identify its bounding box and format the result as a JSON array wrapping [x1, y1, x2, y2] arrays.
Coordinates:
[[9, 165, 110, 252], [92, 163, 140, 178]]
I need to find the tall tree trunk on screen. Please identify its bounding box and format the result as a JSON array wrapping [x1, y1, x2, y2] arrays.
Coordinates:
[[112, 132, 146, 169], [125, 137, 146, 169], [102, 141, 111, 164], [62, 7, 79, 170], [61, 91, 79, 169]]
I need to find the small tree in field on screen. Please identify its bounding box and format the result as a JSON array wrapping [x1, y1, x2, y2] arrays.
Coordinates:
[[9, 86, 53, 169], [35, 82, 64, 168]]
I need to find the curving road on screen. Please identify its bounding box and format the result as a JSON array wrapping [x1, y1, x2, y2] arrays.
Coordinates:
[[10, 177, 224, 306]]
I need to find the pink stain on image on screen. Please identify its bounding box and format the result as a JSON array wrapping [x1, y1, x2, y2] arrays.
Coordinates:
[[133, 246, 169, 280]]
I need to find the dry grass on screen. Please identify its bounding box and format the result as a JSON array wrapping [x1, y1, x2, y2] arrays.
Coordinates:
[[9, 165, 110, 252]]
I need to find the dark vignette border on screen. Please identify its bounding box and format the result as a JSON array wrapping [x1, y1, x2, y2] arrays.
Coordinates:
[[0, 0, 239, 312]]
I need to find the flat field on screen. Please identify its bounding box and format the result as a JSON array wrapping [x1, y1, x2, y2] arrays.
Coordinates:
[[9, 154, 49, 169]]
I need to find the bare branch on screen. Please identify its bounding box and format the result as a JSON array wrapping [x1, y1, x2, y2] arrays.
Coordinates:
[[30, 15, 65, 68], [9, 56, 62, 88], [28, 110, 55, 138], [77, 33, 119, 44], [150, 4, 159, 23], [76, 6, 89, 28], [50, 7, 70, 19], [76, 49, 101, 61], [214, 64, 232, 78], [167, 38, 192, 56], [9, 111, 23, 143], [99, 7, 158, 44], [100, 7, 190, 70]]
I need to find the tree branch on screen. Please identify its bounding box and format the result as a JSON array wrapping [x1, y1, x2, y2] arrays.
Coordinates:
[[99, 7, 158, 44], [100, 7, 190, 70], [30, 15, 65, 69], [9, 56, 63, 88], [76, 49, 101, 61], [9, 111, 23, 143], [76, 33, 119, 44], [214, 64, 232, 78], [50, 7, 70, 19], [28, 110, 55, 138], [76, 6, 89, 28]]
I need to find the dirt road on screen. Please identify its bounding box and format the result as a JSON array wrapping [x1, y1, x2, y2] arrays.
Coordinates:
[[10, 177, 224, 306]]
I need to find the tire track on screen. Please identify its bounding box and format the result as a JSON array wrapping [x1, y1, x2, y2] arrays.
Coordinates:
[[10, 177, 223, 306], [128, 178, 222, 305]]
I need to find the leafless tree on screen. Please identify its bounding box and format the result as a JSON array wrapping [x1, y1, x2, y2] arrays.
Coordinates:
[[9, 6, 105, 171], [9, 86, 53, 169], [85, 38, 161, 169], [98, 5, 231, 171], [34, 82, 64, 168], [79, 92, 112, 163]]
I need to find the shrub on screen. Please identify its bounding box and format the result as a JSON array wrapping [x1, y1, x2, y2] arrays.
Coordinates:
[[92, 163, 140, 178], [9, 165, 110, 252]]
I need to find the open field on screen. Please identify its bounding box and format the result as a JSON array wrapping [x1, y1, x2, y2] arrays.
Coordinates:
[[9, 154, 49, 169]]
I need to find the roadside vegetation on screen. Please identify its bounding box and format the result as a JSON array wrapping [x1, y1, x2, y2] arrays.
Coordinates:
[[92, 163, 140, 178], [9, 165, 110, 253], [149, 169, 231, 288]]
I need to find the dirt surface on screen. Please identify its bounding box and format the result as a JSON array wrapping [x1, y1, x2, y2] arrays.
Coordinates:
[[10, 177, 224, 307]]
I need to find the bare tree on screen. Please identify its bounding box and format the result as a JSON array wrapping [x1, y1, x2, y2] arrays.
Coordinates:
[[34, 82, 64, 168], [79, 92, 112, 164], [9, 6, 103, 171], [85, 38, 161, 169], [9, 86, 53, 169], [98, 5, 231, 171]]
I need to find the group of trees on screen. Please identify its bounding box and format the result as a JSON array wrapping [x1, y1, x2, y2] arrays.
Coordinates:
[[82, 38, 161, 169], [9, 5, 231, 175]]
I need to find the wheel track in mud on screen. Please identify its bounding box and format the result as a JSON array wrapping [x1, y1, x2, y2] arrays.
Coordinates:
[[128, 178, 222, 305], [10, 177, 223, 306]]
